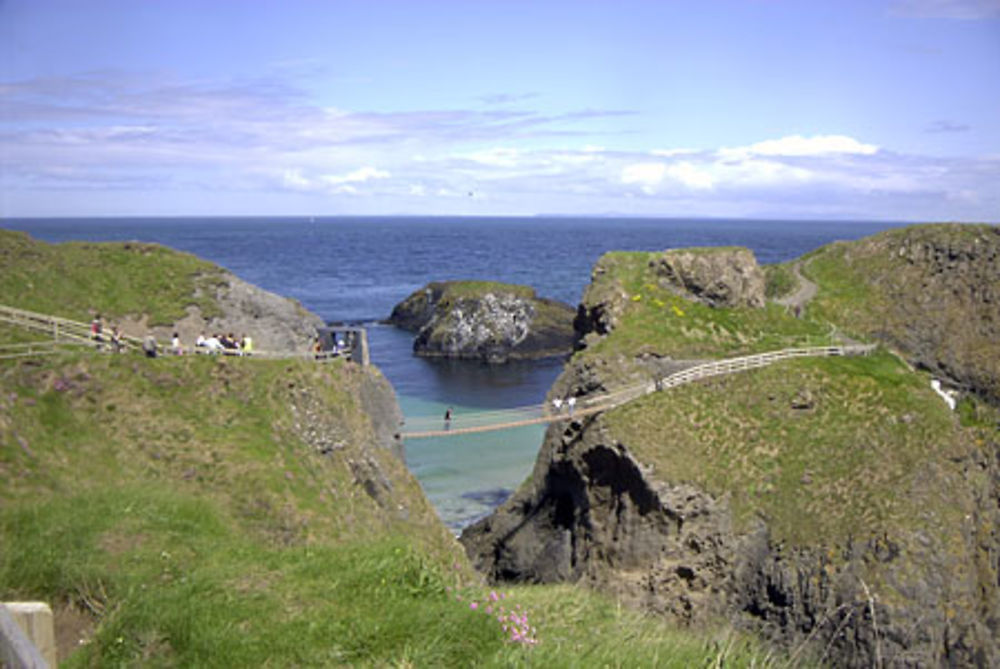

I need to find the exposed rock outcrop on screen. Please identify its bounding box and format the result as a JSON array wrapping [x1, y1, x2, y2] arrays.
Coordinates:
[[165, 274, 323, 353], [389, 281, 575, 363], [650, 246, 766, 309]]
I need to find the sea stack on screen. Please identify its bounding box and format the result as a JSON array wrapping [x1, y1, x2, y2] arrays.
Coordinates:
[[389, 280, 576, 363]]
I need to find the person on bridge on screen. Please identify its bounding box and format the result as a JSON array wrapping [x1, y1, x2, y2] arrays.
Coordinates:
[[444, 407, 453, 430]]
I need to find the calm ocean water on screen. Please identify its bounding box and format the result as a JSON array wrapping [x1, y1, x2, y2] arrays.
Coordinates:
[[4, 216, 905, 528]]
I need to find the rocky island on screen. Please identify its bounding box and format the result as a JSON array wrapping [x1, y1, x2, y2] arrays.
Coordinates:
[[462, 224, 1000, 667], [389, 280, 576, 363]]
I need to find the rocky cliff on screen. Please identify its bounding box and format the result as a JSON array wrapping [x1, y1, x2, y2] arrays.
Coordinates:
[[805, 224, 1000, 403], [650, 246, 766, 309], [389, 281, 575, 363], [462, 225, 1000, 666]]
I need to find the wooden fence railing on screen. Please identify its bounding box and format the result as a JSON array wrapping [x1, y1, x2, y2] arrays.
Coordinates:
[[0, 303, 364, 364]]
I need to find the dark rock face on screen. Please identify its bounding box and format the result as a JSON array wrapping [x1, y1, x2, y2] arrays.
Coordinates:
[[355, 366, 406, 460], [389, 281, 575, 363], [462, 410, 1000, 667], [650, 247, 766, 309]]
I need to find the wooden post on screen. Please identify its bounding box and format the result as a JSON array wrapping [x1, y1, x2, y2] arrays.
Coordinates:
[[1, 602, 54, 668]]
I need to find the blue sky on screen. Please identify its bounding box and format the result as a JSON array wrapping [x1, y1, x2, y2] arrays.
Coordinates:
[[1, 0, 998, 220]]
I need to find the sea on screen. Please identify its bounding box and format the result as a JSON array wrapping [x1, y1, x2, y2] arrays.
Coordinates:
[[3, 216, 906, 530]]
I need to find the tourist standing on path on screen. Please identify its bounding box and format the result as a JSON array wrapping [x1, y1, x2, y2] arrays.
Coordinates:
[[110, 325, 123, 353], [172, 332, 183, 355], [552, 398, 563, 415], [142, 333, 158, 358], [567, 396, 576, 417]]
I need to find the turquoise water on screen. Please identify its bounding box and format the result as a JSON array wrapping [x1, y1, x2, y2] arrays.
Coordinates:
[[399, 395, 546, 531]]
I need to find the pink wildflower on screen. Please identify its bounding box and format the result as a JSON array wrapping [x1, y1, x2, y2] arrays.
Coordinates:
[[470, 602, 478, 610]]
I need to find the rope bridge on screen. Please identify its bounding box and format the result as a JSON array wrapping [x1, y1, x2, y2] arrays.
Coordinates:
[[400, 344, 876, 439], [0, 303, 876, 440]]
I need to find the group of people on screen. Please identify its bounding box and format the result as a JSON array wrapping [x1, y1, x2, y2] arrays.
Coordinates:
[[196, 332, 253, 356], [551, 396, 577, 417], [90, 314, 125, 353], [90, 314, 255, 358]]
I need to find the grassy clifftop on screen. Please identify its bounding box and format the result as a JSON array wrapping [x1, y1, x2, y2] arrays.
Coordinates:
[[572, 226, 999, 546], [0, 229, 227, 325]]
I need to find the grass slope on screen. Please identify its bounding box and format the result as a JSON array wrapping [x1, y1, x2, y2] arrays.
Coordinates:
[[1, 350, 777, 665], [0, 229, 227, 325]]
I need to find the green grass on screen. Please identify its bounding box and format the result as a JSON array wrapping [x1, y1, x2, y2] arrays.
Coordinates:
[[763, 263, 799, 299], [605, 350, 972, 546], [801, 223, 1000, 401], [580, 251, 834, 362], [0, 229, 227, 325], [0, 348, 786, 665], [2, 485, 781, 666], [435, 280, 537, 300]]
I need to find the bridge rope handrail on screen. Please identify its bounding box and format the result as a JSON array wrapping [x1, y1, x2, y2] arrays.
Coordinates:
[[400, 343, 875, 438]]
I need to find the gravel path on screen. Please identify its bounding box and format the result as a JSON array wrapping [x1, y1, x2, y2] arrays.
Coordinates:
[[775, 260, 818, 316]]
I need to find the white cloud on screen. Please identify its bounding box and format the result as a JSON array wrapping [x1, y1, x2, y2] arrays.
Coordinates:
[[282, 169, 312, 190], [462, 147, 523, 167], [651, 147, 700, 157], [621, 162, 667, 193], [665, 161, 714, 189], [321, 166, 391, 185], [719, 135, 879, 160]]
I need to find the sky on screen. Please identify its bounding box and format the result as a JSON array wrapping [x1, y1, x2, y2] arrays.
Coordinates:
[[1, 0, 998, 220]]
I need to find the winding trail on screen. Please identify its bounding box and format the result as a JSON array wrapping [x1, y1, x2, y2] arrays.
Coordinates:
[[775, 260, 818, 315]]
